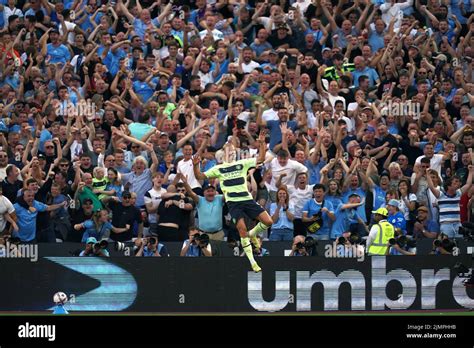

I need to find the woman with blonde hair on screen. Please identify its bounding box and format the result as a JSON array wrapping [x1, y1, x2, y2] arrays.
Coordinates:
[[74, 209, 129, 242], [269, 186, 295, 241], [388, 162, 405, 190]]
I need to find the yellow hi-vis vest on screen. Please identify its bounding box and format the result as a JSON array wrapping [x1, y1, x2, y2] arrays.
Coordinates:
[[368, 220, 395, 255]]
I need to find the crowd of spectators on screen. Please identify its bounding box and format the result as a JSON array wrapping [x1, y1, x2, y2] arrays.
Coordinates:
[[0, 0, 473, 258]]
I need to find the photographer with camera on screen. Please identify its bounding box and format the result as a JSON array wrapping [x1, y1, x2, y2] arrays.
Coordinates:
[[289, 235, 317, 256], [385, 233, 417, 256], [135, 236, 169, 257], [79, 237, 110, 257], [334, 232, 365, 258], [430, 234, 457, 255], [180, 227, 212, 257], [412, 206, 440, 239]]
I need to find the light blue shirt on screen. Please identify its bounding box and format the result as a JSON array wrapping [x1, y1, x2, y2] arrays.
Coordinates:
[[325, 195, 343, 211], [52, 305, 69, 315], [81, 220, 113, 242], [128, 122, 155, 141], [372, 185, 386, 211], [46, 43, 71, 65], [249, 41, 272, 58], [267, 120, 298, 150], [97, 45, 119, 76], [269, 202, 295, 230], [368, 30, 385, 52], [121, 168, 153, 207], [305, 159, 324, 185], [133, 18, 147, 40], [351, 67, 379, 87], [197, 195, 224, 232], [302, 198, 334, 237], [13, 201, 48, 241], [133, 80, 155, 102], [330, 203, 360, 239], [182, 240, 202, 257], [343, 188, 367, 222]]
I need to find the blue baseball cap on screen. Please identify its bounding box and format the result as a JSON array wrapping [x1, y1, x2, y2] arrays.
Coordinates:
[[86, 237, 97, 244], [387, 199, 400, 209]]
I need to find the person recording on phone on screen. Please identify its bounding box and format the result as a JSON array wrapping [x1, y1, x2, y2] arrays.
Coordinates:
[[135, 236, 169, 257]]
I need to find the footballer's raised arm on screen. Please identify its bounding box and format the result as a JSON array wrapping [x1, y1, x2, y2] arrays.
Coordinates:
[[256, 130, 267, 165], [192, 155, 208, 181]]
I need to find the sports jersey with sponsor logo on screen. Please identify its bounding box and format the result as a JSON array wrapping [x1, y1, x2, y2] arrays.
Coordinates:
[[203, 158, 256, 202]]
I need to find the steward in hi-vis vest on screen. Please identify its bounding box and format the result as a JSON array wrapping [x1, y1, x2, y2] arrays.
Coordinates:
[[367, 207, 395, 255]]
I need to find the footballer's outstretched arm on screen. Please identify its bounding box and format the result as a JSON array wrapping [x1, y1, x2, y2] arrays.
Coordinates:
[[256, 131, 267, 165], [192, 155, 208, 181]]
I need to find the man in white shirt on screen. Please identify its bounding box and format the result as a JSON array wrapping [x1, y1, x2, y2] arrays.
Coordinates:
[[414, 143, 450, 176], [266, 149, 308, 202], [177, 143, 202, 194], [1, 3, 23, 29], [286, 172, 314, 236], [239, 47, 260, 74], [0, 188, 16, 233], [144, 172, 167, 236], [262, 94, 283, 122], [380, 0, 414, 30], [58, 11, 77, 45], [199, 13, 224, 41]]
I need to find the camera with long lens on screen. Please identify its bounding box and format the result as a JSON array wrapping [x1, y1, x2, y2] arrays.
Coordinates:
[[191, 234, 200, 245], [441, 239, 455, 253], [389, 235, 417, 248], [295, 242, 305, 249], [349, 233, 363, 245], [304, 236, 317, 248], [94, 240, 108, 250], [458, 222, 474, 241], [148, 237, 157, 245], [338, 233, 362, 246], [390, 235, 407, 247], [433, 236, 456, 253], [301, 236, 318, 256], [198, 234, 209, 248]]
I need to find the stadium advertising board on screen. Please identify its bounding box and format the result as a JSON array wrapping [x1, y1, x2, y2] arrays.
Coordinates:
[[0, 256, 472, 312]]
